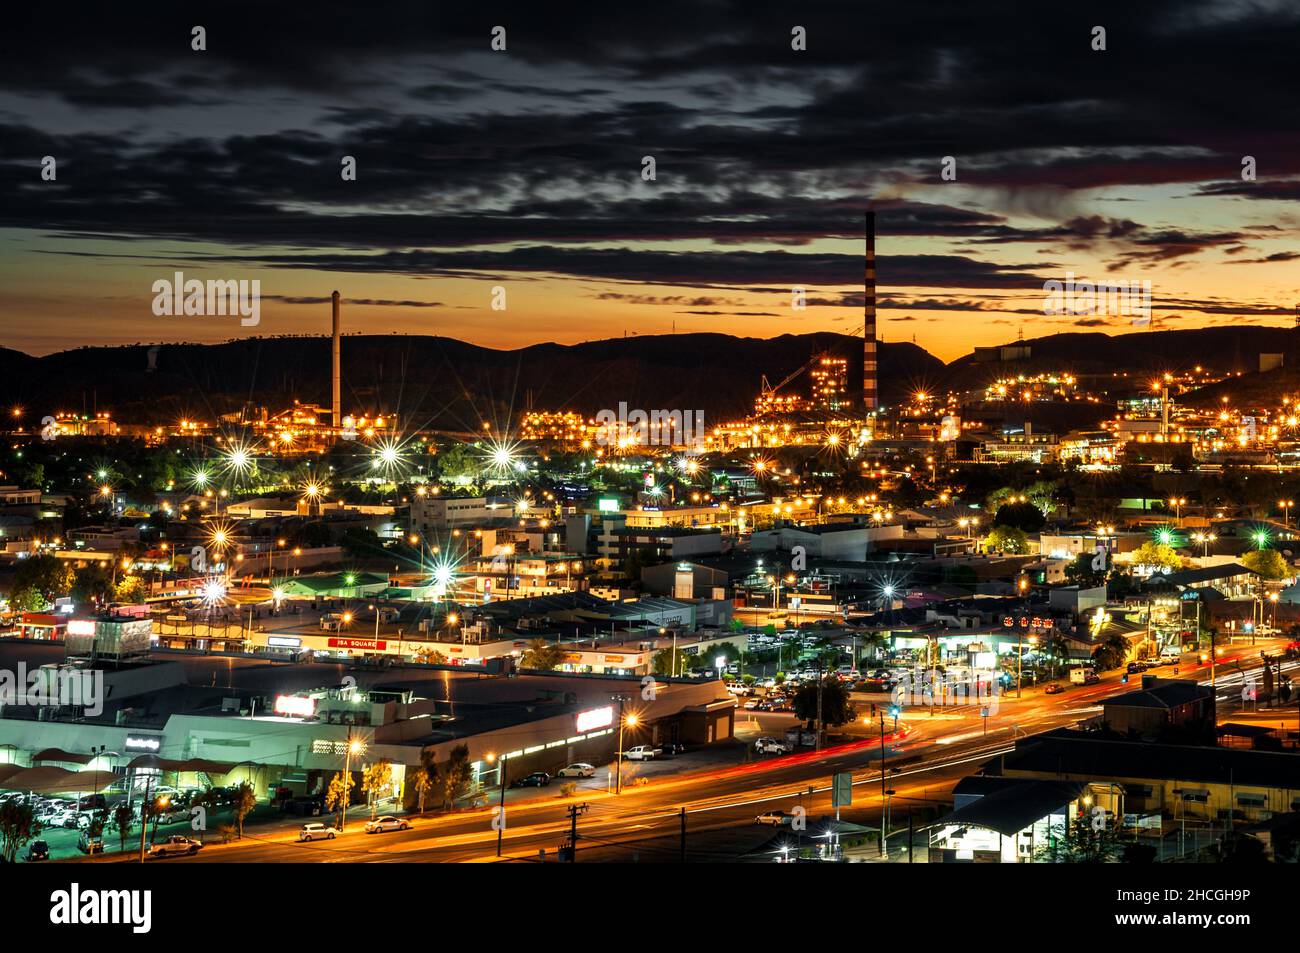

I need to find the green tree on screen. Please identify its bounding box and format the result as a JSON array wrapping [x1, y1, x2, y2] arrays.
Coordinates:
[[13, 554, 75, 603], [985, 525, 1029, 554], [71, 565, 113, 605], [792, 678, 855, 728], [651, 647, 693, 676], [0, 800, 40, 863], [520, 638, 565, 671], [1034, 813, 1126, 863], [1241, 548, 1291, 581], [112, 802, 134, 852]]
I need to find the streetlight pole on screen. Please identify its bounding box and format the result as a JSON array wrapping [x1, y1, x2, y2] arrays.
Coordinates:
[[612, 694, 633, 794], [879, 712, 887, 856], [494, 752, 508, 857], [340, 734, 362, 832]]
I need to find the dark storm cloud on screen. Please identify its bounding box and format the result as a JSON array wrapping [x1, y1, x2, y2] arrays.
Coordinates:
[[3, 0, 1300, 296]]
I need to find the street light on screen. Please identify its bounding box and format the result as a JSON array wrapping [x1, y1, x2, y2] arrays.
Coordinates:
[[1281, 499, 1295, 528], [1168, 497, 1187, 524], [612, 695, 636, 794], [339, 736, 364, 832]]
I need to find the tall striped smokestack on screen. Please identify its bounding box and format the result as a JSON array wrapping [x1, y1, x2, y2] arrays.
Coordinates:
[[331, 290, 341, 428], [863, 212, 878, 413]]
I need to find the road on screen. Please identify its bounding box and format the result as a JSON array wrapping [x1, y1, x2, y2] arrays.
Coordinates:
[[81, 636, 1294, 864]]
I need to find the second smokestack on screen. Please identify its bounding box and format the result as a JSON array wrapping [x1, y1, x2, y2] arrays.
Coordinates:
[[331, 290, 341, 428]]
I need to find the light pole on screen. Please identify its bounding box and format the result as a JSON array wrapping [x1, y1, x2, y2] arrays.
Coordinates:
[[1281, 500, 1294, 529], [339, 735, 363, 832], [612, 695, 636, 794]]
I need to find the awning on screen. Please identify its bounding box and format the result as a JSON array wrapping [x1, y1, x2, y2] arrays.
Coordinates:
[[125, 755, 252, 775], [0, 766, 117, 795], [32, 748, 96, 765]]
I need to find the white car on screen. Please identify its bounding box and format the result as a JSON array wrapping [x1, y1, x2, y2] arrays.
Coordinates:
[[755, 811, 795, 826], [148, 835, 202, 857], [755, 737, 791, 755], [555, 763, 596, 778], [364, 815, 410, 834], [298, 822, 339, 841], [622, 745, 662, 761], [743, 698, 760, 710]]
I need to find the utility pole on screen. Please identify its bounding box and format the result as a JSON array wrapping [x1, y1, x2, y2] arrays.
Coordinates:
[[137, 773, 153, 863], [679, 806, 687, 862], [496, 752, 509, 857], [878, 712, 887, 856], [563, 802, 586, 862], [815, 663, 824, 752]]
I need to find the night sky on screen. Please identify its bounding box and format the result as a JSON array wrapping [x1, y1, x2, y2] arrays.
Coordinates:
[[2, 1, 1298, 359]]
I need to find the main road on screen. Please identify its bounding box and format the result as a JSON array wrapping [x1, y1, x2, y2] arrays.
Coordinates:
[[96, 637, 1295, 863]]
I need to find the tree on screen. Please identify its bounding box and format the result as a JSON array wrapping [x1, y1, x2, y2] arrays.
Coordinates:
[[112, 802, 134, 852], [0, 800, 40, 863], [520, 638, 565, 671], [71, 565, 113, 605], [985, 525, 1029, 554], [431, 744, 473, 811], [415, 646, 449, 665], [792, 678, 855, 728], [409, 763, 433, 814], [1064, 552, 1106, 588], [13, 555, 74, 604], [993, 500, 1046, 532], [1129, 541, 1182, 574], [231, 781, 256, 838], [651, 647, 692, 676], [361, 761, 394, 819], [324, 771, 354, 826], [114, 574, 147, 603], [1091, 633, 1129, 671], [1242, 548, 1291, 581], [1034, 813, 1126, 863]]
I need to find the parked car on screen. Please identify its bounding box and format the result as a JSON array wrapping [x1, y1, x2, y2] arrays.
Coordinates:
[[622, 745, 661, 761], [510, 771, 551, 788], [1044, 683, 1066, 695], [743, 698, 760, 710], [755, 737, 792, 755], [755, 811, 795, 826], [1126, 661, 1147, 674], [660, 741, 686, 755], [364, 815, 410, 834], [77, 834, 104, 855], [77, 794, 107, 811], [298, 822, 338, 842], [147, 835, 203, 858], [25, 840, 50, 862], [555, 763, 595, 778]]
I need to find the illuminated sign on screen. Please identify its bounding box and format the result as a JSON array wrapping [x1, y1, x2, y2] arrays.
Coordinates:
[[66, 619, 97, 636], [603, 655, 626, 664], [597, 498, 619, 513], [575, 705, 614, 733], [274, 695, 317, 718], [124, 735, 162, 752], [327, 638, 387, 651], [268, 636, 301, 648]]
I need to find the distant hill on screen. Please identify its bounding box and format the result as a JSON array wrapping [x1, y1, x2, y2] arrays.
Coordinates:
[[941, 326, 1300, 395], [0, 332, 944, 430]]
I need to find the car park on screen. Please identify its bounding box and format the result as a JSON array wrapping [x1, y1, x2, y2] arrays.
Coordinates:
[[298, 822, 338, 841], [555, 763, 596, 778], [364, 815, 410, 834]]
